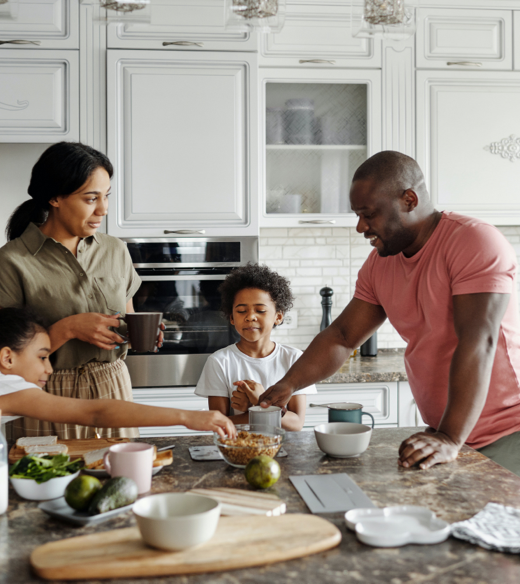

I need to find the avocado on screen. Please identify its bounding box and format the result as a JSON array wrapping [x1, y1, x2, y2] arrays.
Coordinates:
[[87, 476, 138, 515]]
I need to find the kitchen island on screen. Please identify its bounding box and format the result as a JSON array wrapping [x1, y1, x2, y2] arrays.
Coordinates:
[[3, 428, 520, 584]]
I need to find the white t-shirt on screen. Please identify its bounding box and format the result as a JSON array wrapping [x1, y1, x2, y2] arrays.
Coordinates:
[[195, 343, 317, 414], [0, 372, 40, 423]]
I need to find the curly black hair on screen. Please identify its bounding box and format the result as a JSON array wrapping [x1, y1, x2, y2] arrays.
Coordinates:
[[219, 263, 294, 321]]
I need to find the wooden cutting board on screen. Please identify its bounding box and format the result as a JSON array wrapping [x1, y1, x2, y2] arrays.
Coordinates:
[[8, 438, 129, 464], [188, 487, 286, 516], [31, 514, 341, 580]]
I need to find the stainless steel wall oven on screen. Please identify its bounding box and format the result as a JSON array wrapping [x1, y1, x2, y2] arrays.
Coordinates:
[[123, 237, 258, 387]]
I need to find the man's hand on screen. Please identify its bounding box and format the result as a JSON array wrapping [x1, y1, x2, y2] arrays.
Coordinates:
[[398, 430, 460, 470], [231, 380, 265, 411], [258, 381, 294, 409]]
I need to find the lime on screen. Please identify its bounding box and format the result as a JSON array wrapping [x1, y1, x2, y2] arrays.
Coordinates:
[[245, 455, 281, 489], [65, 475, 102, 511]]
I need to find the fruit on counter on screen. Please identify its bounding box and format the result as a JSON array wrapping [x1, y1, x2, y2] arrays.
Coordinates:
[[87, 476, 139, 515], [245, 455, 281, 489], [65, 475, 102, 511]]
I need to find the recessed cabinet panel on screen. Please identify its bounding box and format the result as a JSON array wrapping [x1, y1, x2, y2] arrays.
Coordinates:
[[514, 12, 520, 71], [259, 3, 381, 68], [107, 0, 256, 51], [0, 0, 78, 49], [417, 70, 520, 223], [416, 8, 512, 70], [0, 50, 79, 142], [107, 50, 257, 237]]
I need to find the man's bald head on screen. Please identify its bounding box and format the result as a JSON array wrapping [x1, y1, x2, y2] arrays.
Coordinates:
[[352, 151, 428, 203]]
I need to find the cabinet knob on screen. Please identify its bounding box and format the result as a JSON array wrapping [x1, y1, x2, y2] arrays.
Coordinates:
[[162, 41, 203, 47], [163, 230, 206, 235], [0, 40, 41, 46], [299, 59, 335, 65], [298, 220, 336, 225], [447, 61, 482, 67]]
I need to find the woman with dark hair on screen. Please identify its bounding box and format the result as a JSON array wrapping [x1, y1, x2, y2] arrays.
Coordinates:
[[0, 142, 156, 440]]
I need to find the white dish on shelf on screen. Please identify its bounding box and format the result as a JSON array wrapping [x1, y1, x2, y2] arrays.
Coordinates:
[[82, 466, 163, 479], [345, 506, 450, 548]]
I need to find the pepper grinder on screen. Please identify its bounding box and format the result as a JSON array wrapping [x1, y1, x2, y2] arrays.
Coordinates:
[[319, 286, 334, 331], [361, 332, 378, 357]]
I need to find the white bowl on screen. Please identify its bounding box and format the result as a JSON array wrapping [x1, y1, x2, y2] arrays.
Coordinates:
[[133, 493, 221, 551], [10, 470, 80, 501], [314, 422, 372, 458]]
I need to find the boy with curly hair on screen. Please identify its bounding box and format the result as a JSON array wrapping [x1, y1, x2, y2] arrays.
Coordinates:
[[195, 263, 316, 430]]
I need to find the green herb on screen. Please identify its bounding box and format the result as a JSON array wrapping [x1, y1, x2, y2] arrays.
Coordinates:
[[9, 454, 83, 484]]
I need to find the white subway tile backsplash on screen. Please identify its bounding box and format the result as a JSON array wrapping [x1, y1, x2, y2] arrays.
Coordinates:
[[260, 225, 520, 352]]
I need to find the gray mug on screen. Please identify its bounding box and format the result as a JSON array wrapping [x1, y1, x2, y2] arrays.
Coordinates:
[[328, 403, 375, 428], [124, 312, 163, 353], [249, 406, 282, 428]]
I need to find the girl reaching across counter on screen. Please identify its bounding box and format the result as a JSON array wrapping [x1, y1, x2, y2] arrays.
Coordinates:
[[0, 308, 236, 439]]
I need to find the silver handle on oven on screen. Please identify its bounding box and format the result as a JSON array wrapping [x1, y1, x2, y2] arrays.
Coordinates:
[[299, 59, 335, 65], [0, 39, 41, 45], [164, 230, 206, 235], [447, 61, 482, 67], [298, 219, 336, 224], [162, 41, 204, 47], [140, 275, 227, 281]]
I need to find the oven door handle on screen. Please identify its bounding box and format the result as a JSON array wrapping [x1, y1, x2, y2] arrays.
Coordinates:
[[139, 275, 227, 281]]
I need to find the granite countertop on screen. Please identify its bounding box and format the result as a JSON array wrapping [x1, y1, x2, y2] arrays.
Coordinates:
[[3, 429, 520, 584], [321, 349, 407, 384]]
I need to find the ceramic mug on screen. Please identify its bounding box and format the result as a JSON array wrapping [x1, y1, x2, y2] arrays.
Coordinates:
[[248, 405, 282, 428], [103, 443, 154, 494], [124, 312, 163, 353], [327, 403, 375, 428]]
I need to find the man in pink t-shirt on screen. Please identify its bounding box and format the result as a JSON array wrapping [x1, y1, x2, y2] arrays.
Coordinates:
[[260, 151, 520, 475]]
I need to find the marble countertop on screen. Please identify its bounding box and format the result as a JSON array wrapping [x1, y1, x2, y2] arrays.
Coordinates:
[[3, 429, 520, 584], [321, 349, 407, 384]]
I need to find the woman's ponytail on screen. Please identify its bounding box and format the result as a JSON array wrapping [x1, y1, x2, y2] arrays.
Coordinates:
[[6, 199, 49, 242]]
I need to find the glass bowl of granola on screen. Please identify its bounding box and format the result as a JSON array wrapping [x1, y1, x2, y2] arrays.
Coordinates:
[[214, 424, 285, 469]]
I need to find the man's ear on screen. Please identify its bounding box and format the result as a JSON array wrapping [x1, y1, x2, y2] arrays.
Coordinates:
[[401, 189, 419, 212], [0, 347, 15, 370]]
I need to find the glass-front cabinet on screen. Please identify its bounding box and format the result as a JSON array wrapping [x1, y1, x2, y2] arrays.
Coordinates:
[[259, 68, 381, 227]]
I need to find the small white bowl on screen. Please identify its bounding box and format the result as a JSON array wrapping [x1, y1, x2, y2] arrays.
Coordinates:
[[10, 470, 80, 501], [133, 493, 221, 551], [314, 422, 372, 458]]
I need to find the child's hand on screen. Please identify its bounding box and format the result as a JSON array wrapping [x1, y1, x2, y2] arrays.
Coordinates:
[[232, 380, 265, 407], [230, 388, 250, 412]]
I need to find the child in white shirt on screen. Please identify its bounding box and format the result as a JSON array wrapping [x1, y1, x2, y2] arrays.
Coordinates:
[[195, 264, 316, 431]]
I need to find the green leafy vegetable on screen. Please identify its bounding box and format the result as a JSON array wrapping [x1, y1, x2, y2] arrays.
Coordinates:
[[9, 455, 83, 484]]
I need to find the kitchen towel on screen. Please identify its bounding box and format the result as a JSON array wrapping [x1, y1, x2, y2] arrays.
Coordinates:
[[451, 502, 520, 553]]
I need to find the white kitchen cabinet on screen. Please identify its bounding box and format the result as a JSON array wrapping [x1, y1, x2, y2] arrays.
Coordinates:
[[416, 8, 512, 71], [259, 67, 381, 228], [416, 70, 520, 224], [259, 2, 381, 69], [398, 381, 425, 428], [107, 49, 258, 237], [107, 0, 256, 52], [133, 387, 208, 437], [305, 383, 398, 431], [0, 49, 79, 142], [0, 0, 79, 49], [514, 12, 520, 71]]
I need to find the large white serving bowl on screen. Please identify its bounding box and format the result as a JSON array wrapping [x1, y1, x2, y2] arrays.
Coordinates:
[[133, 493, 221, 551], [10, 470, 80, 501], [314, 422, 372, 458]]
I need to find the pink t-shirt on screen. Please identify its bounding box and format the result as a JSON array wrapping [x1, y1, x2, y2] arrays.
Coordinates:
[[355, 212, 520, 449]]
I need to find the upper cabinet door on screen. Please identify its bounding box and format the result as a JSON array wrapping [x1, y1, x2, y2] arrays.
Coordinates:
[[107, 0, 256, 51], [416, 8, 512, 71], [0, 49, 79, 142], [416, 70, 520, 225], [0, 0, 79, 49], [259, 2, 381, 69], [107, 50, 257, 237]]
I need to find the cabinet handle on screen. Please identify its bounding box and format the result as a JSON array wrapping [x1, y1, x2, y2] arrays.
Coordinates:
[[0, 40, 41, 46], [447, 61, 482, 67], [163, 229, 206, 235], [162, 41, 204, 47], [299, 59, 335, 65], [298, 220, 336, 225]]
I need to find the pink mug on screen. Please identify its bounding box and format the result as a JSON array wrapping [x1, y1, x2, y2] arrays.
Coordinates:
[[103, 443, 154, 494]]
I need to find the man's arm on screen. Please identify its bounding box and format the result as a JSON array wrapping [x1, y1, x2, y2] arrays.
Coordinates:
[[399, 292, 510, 469], [258, 298, 387, 407]]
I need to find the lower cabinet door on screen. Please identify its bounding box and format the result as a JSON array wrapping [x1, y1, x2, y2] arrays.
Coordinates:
[[398, 382, 425, 428], [0, 49, 79, 142], [133, 387, 209, 437]]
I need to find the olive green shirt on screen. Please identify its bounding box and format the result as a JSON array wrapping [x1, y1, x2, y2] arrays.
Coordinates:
[[0, 223, 142, 370]]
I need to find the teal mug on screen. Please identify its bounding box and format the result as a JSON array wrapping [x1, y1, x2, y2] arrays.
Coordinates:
[[327, 403, 375, 428]]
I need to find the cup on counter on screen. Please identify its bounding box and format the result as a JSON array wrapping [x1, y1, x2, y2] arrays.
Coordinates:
[[124, 312, 163, 353], [248, 405, 283, 427], [103, 443, 154, 494], [327, 403, 375, 428]]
